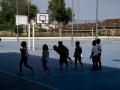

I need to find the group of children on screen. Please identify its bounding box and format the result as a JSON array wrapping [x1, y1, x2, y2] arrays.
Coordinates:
[[19, 39, 101, 75]]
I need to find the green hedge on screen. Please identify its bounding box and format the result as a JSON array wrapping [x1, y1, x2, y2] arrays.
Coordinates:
[[0, 24, 12, 31]]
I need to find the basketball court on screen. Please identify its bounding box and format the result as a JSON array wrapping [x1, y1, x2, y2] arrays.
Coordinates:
[[0, 38, 120, 90]]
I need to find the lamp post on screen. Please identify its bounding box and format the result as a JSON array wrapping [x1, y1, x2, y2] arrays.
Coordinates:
[[28, 0, 31, 50], [31, 20, 36, 50], [77, 0, 80, 31], [16, 0, 19, 41], [95, 0, 99, 39], [71, 0, 74, 45], [28, 0, 31, 23]]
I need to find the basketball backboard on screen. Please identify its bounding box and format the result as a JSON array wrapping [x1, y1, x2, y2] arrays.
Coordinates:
[[37, 13, 49, 24], [16, 15, 28, 25]]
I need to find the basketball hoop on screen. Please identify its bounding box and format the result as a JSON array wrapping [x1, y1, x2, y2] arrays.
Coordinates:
[[42, 20, 45, 23], [37, 13, 49, 24]]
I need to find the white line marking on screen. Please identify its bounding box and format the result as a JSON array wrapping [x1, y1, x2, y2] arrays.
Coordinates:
[[0, 69, 58, 90]]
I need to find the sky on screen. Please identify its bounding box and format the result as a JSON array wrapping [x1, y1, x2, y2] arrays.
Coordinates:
[[31, 0, 120, 21]]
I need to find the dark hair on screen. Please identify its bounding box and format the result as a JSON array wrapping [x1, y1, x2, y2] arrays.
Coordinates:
[[75, 41, 80, 46], [58, 41, 63, 45], [96, 39, 101, 44], [21, 41, 26, 47], [92, 40, 96, 46], [43, 44, 48, 51]]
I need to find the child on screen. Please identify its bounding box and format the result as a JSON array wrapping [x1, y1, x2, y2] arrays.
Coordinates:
[[19, 41, 34, 75], [53, 45, 72, 64], [96, 39, 102, 70], [54, 41, 70, 70], [90, 40, 98, 71], [42, 44, 49, 73], [73, 41, 83, 70]]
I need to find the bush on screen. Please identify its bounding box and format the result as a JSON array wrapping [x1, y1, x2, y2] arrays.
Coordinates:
[[37, 28, 47, 32], [14, 26, 23, 34], [0, 24, 11, 31]]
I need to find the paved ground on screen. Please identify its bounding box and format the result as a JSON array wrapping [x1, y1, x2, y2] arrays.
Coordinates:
[[0, 39, 120, 90]]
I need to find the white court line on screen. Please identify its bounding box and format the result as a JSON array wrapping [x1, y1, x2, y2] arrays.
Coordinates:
[[0, 69, 58, 90]]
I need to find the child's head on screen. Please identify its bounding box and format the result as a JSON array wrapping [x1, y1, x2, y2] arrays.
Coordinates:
[[58, 41, 63, 45], [96, 38, 101, 44], [43, 44, 48, 51], [75, 41, 80, 47], [21, 41, 27, 47], [92, 40, 96, 46]]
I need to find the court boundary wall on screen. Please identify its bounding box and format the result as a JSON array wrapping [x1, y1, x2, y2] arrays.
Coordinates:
[[0, 36, 120, 41]]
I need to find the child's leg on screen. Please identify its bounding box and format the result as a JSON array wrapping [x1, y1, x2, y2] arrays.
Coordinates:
[[92, 57, 96, 71], [43, 62, 46, 72], [98, 53, 102, 69], [19, 59, 23, 72], [75, 58, 78, 70], [46, 64, 49, 73], [43, 62, 49, 72], [65, 60, 69, 68], [59, 60, 63, 70], [95, 55, 99, 70], [24, 59, 34, 74], [67, 56, 72, 62], [78, 58, 83, 67]]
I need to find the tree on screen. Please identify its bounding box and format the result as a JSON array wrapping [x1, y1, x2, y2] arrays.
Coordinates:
[[29, 4, 38, 21], [0, 0, 38, 33], [48, 0, 73, 25]]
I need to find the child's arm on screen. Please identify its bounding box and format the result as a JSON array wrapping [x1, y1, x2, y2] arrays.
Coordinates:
[[90, 52, 93, 59], [20, 48, 22, 51], [26, 48, 29, 57], [73, 49, 76, 57]]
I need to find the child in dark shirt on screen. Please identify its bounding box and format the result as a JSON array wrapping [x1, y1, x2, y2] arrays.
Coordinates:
[[19, 41, 34, 75], [73, 41, 83, 70], [42, 44, 49, 73]]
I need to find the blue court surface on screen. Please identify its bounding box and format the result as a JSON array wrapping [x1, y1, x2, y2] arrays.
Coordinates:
[[0, 38, 120, 90]]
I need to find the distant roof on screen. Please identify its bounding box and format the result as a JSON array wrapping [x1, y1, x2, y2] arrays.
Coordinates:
[[101, 19, 120, 26]]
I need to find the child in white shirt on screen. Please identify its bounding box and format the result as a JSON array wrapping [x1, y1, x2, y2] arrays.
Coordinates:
[[96, 39, 102, 70], [90, 40, 98, 71]]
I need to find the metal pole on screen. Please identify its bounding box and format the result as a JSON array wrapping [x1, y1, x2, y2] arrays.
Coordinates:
[[59, 27, 62, 40], [16, 0, 19, 41], [77, 0, 80, 31], [28, 0, 30, 23], [95, 0, 98, 39], [32, 24, 35, 50], [92, 27, 94, 40], [71, 0, 74, 45], [28, 24, 30, 50], [28, 0, 31, 50]]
